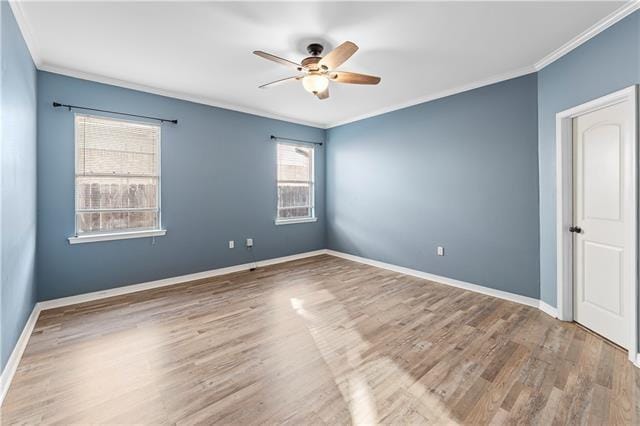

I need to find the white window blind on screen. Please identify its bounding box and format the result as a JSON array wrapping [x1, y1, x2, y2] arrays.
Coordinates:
[[277, 142, 315, 220], [75, 114, 161, 235]]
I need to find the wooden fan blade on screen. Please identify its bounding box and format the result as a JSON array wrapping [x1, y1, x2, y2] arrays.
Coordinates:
[[259, 76, 301, 89], [318, 41, 358, 70], [316, 87, 329, 100], [253, 51, 304, 71], [330, 71, 381, 85]]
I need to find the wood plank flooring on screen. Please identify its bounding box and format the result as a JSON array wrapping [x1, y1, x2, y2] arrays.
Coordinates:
[[2, 254, 639, 424]]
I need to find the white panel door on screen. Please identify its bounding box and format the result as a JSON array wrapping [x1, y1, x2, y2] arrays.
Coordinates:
[[573, 100, 633, 348]]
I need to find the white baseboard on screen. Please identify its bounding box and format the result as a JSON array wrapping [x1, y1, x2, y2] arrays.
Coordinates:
[[0, 304, 42, 406], [323, 251, 640, 368], [41, 248, 549, 314], [0, 248, 629, 406], [325, 249, 542, 310], [1, 249, 326, 406], [538, 300, 558, 319], [39, 249, 327, 310]]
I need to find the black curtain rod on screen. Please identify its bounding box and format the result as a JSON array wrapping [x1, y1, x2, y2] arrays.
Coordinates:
[[270, 135, 323, 146], [52, 102, 178, 124]]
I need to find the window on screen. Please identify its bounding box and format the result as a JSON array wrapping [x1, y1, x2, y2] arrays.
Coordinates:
[[71, 114, 164, 242], [276, 142, 316, 224]]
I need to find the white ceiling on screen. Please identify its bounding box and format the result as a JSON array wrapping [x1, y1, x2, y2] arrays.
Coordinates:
[[15, 1, 628, 128]]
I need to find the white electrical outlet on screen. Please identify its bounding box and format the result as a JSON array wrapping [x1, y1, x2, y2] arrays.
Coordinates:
[[246, 238, 253, 247], [228, 240, 234, 249], [437, 246, 445, 256]]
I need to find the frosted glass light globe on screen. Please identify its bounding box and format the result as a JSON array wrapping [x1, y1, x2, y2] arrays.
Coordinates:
[[302, 74, 329, 94]]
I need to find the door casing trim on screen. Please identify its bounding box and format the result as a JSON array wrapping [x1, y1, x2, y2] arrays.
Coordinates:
[[555, 85, 638, 362]]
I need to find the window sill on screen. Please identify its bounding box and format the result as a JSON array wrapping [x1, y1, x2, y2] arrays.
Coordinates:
[[275, 217, 318, 226], [68, 229, 167, 245]]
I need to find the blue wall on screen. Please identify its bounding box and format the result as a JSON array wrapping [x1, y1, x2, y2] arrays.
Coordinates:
[[37, 72, 325, 300], [537, 12, 640, 306], [326, 74, 540, 299], [1, 1, 38, 371]]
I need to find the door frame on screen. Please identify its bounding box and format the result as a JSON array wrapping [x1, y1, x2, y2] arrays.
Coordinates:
[[555, 85, 638, 363]]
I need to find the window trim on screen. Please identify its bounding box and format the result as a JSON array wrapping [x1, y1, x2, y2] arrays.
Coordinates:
[[71, 113, 165, 243], [275, 217, 318, 226], [68, 229, 167, 245], [275, 141, 316, 225]]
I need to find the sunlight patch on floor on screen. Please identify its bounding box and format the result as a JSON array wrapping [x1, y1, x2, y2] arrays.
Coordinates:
[[290, 290, 456, 424]]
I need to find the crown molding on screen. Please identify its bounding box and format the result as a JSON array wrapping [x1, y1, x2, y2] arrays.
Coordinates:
[[9, 1, 639, 129], [8, 0, 42, 67], [35, 62, 535, 131], [325, 65, 536, 129], [38, 63, 326, 129], [534, 1, 640, 71]]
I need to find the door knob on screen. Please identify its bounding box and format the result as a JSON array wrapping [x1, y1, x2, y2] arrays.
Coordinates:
[[569, 226, 583, 233]]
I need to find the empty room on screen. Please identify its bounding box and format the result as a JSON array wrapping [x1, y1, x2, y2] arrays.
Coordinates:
[[1, 0, 640, 424]]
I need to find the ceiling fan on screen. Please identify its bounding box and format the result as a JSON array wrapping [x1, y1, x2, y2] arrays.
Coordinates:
[[253, 41, 381, 100]]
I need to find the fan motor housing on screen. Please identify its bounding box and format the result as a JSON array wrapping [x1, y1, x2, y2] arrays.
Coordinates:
[[301, 56, 322, 70]]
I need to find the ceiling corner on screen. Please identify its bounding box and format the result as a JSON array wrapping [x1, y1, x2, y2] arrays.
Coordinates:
[[8, 0, 42, 67], [38, 63, 327, 129], [325, 65, 537, 129], [534, 1, 640, 71]]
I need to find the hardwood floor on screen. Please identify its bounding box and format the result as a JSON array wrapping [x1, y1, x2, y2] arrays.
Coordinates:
[[2, 254, 639, 424]]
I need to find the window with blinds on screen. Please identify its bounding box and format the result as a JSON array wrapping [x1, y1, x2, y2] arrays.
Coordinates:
[[75, 114, 161, 235], [276, 142, 315, 221]]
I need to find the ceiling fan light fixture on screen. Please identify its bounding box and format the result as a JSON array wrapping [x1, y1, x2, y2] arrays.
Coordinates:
[[302, 74, 329, 94], [254, 41, 380, 99]]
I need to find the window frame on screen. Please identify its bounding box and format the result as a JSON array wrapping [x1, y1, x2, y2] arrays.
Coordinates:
[[275, 141, 317, 225], [68, 113, 166, 244]]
